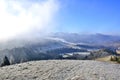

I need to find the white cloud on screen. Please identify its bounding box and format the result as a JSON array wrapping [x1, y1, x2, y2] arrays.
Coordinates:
[[0, 0, 59, 40]]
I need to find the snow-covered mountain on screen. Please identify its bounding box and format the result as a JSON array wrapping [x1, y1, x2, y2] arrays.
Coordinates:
[[0, 32, 119, 65], [51, 32, 120, 46]]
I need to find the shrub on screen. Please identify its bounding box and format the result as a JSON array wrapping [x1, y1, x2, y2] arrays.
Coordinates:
[[110, 56, 120, 63]]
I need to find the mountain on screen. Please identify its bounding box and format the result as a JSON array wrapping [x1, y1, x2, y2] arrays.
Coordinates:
[[0, 37, 87, 64], [51, 33, 120, 46], [0, 33, 119, 65]]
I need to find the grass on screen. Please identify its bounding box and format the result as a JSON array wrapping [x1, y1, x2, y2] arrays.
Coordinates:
[[95, 56, 119, 64], [96, 56, 112, 62]]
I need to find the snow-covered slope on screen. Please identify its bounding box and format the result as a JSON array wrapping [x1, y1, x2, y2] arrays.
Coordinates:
[[0, 37, 84, 64], [0, 60, 120, 80]]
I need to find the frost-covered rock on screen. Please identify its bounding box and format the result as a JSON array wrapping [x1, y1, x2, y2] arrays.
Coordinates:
[[0, 60, 120, 80]]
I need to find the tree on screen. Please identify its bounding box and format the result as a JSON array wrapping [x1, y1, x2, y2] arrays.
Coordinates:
[[1, 56, 10, 67]]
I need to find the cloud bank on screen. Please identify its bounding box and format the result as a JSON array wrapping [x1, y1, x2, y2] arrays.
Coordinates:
[[0, 0, 59, 41]]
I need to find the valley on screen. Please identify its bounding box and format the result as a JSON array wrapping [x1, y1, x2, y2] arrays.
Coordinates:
[[0, 33, 120, 66]]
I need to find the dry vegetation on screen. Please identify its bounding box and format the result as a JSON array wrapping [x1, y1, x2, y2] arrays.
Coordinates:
[[96, 56, 113, 62]]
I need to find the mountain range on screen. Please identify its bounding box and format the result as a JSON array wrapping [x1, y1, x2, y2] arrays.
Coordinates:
[[0, 33, 120, 65]]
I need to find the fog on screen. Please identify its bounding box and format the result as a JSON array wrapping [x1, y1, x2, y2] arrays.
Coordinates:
[[0, 0, 59, 41]]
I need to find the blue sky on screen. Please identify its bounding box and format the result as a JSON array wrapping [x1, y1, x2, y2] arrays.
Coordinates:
[[56, 0, 120, 34]]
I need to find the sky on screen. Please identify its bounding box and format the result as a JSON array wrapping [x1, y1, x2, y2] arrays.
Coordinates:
[[0, 0, 59, 40], [56, 0, 120, 34], [0, 0, 120, 40]]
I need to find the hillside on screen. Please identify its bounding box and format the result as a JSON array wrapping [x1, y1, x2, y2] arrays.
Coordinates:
[[96, 56, 112, 62], [0, 33, 119, 65], [0, 60, 120, 80]]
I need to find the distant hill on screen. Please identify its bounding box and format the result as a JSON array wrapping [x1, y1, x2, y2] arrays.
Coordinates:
[[51, 32, 120, 46]]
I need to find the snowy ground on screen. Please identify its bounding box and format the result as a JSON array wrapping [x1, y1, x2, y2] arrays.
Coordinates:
[[0, 60, 120, 80]]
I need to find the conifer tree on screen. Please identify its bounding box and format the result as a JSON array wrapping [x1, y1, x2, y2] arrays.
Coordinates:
[[1, 56, 10, 67]]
